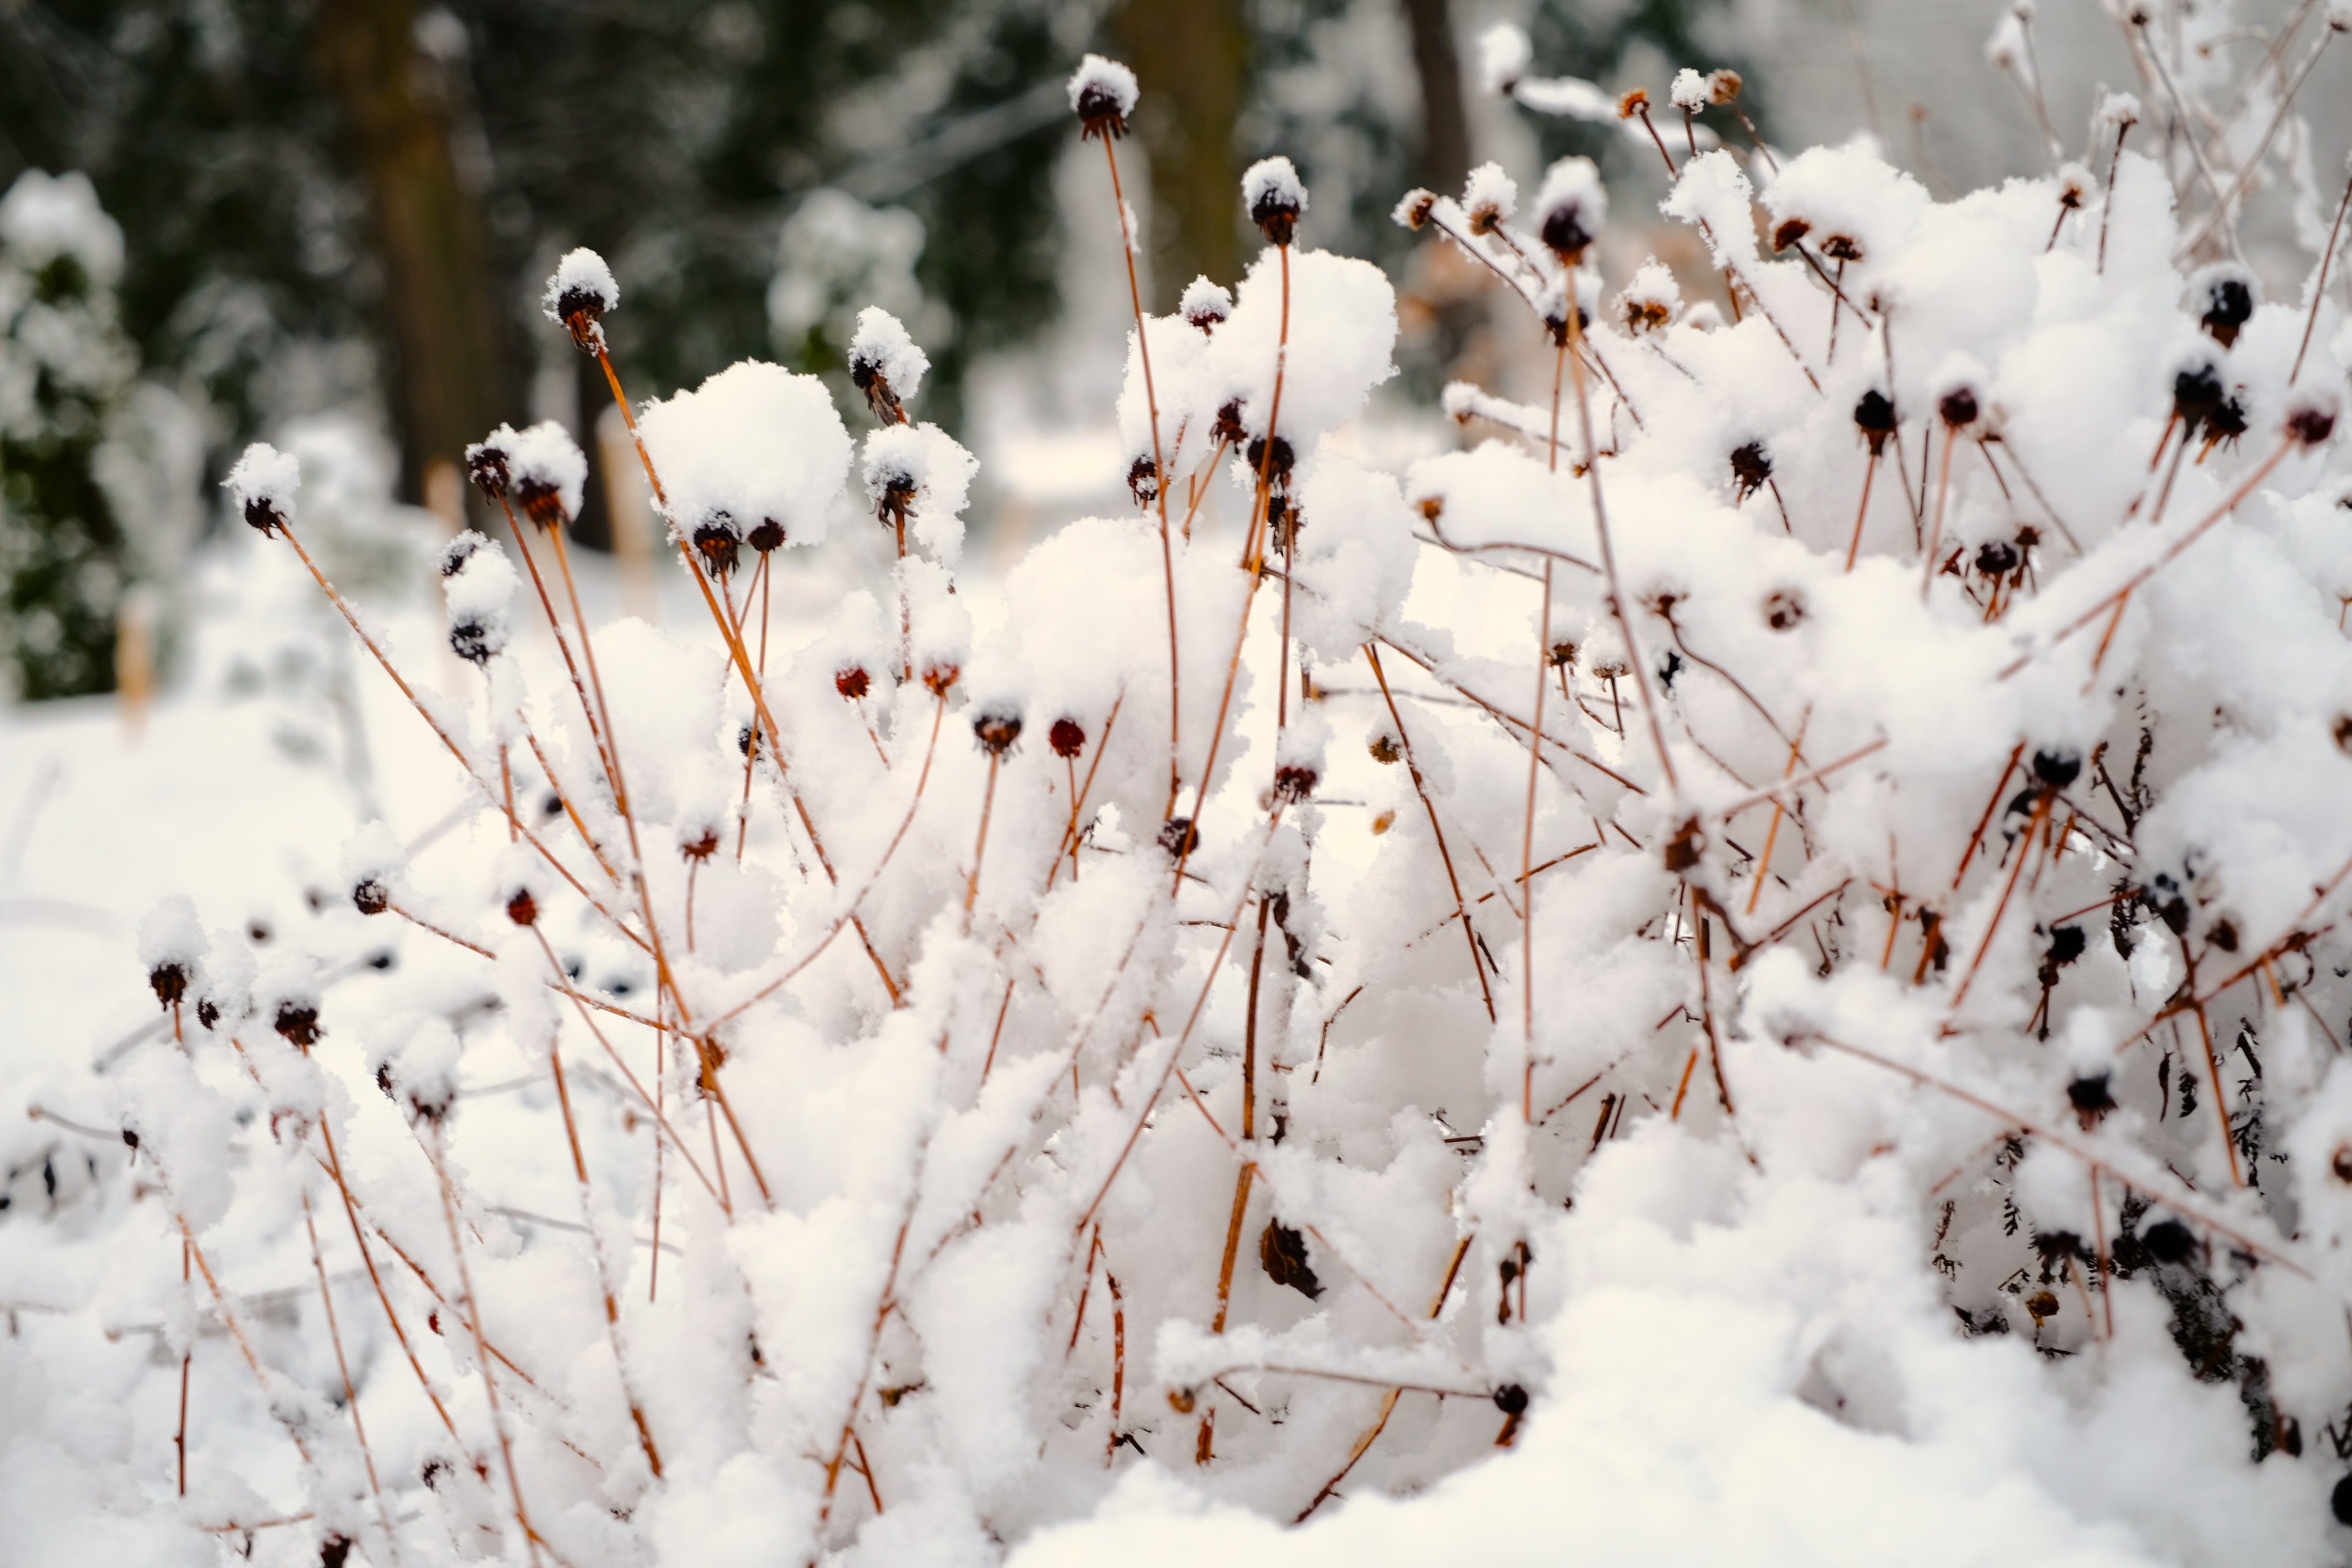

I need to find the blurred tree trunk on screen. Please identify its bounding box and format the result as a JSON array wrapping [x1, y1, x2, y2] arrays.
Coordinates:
[[1117, 0, 1248, 301], [1401, 0, 1470, 192], [313, 0, 508, 504]]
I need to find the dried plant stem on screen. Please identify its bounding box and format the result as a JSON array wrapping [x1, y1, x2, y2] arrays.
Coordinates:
[[1744, 717, 1810, 915], [1952, 744, 2026, 889], [1365, 644, 1496, 1020], [538, 1008, 664, 1477], [2132, 16, 2248, 265], [2097, 123, 2133, 274], [1566, 288, 1676, 793], [1636, 107, 1678, 177], [1292, 1232, 1474, 1521], [2177, 26, 2335, 260], [1203, 894, 1275, 1445], [2293, 162, 2352, 383], [736, 562, 774, 859], [965, 750, 1003, 930], [302, 1191, 398, 1552], [1691, 887, 1738, 1120], [422, 1121, 540, 1567], [522, 729, 625, 890], [2188, 989, 2245, 1188], [1099, 134, 1182, 815], [1175, 242, 1292, 889], [1950, 788, 2051, 1012], [309, 1118, 462, 1444], [1844, 447, 1879, 571], [175, 1239, 189, 1495], [1049, 695, 1123, 892], [501, 497, 617, 791], [1921, 418, 1959, 598], [276, 522, 641, 944]]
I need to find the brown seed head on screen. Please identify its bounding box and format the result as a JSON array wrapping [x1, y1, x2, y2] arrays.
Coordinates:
[[1049, 717, 1086, 758], [353, 879, 390, 916], [1396, 189, 1438, 232], [1272, 764, 1318, 805], [922, 662, 960, 697], [835, 665, 871, 702], [149, 962, 189, 1009], [506, 889, 538, 927], [274, 1000, 322, 1049], [1708, 69, 1743, 105], [681, 828, 720, 862], [1616, 87, 1649, 120], [973, 710, 1023, 758]]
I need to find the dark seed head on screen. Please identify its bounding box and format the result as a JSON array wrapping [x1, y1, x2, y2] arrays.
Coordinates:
[[1074, 83, 1129, 141], [693, 517, 741, 578], [835, 665, 870, 702], [353, 879, 390, 916], [1763, 589, 1804, 631], [197, 998, 221, 1031], [921, 662, 960, 696], [464, 440, 511, 499], [2141, 1218, 2195, 1265], [149, 961, 189, 1009], [2288, 400, 2339, 448], [514, 478, 568, 532], [2332, 1145, 2352, 1183], [1939, 386, 1980, 428], [274, 1000, 322, 1049], [2332, 1472, 2352, 1528], [2067, 1072, 2116, 1121], [1272, 764, 1318, 804], [2199, 274, 2255, 348], [1730, 440, 1772, 502], [449, 618, 502, 665], [1396, 188, 1438, 231], [747, 518, 785, 554], [1368, 733, 1403, 765], [506, 889, 538, 927], [2030, 748, 2082, 790], [1772, 217, 1812, 252], [973, 711, 1023, 758], [243, 496, 286, 537], [1855, 389, 1898, 453], [1245, 434, 1295, 486], [2047, 924, 2086, 966], [2173, 363, 2227, 434], [1158, 817, 1199, 857], [1540, 205, 1593, 261], [1493, 1384, 1529, 1415], [1975, 540, 2022, 577], [1127, 455, 1159, 508], [1049, 718, 1085, 758], [681, 828, 720, 862], [1212, 399, 1248, 448]]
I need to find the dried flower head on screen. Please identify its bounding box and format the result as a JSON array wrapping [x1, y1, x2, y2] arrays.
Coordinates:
[[1534, 157, 1605, 262], [1181, 276, 1234, 333], [224, 442, 299, 537], [692, 511, 744, 578], [1158, 816, 1199, 857], [1939, 385, 1981, 429], [1617, 87, 1650, 121], [1068, 55, 1139, 141], [1393, 189, 1438, 232], [352, 878, 390, 916], [275, 997, 322, 1049], [680, 827, 720, 862], [508, 421, 587, 531], [1708, 68, 1743, 105], [1368, 731, 1403, 765], [922, 661, 960, 696], [1975, 539, 2022, 577], [1855, 388, 1898, 453], [1463, 162, 1517, 236], [835, 665, 872, 702], [1763, 589, 1804, 631], [1127, 456, 1160, 508], [1670, 67, 1709, 113], [1547, 639, 1577, 669], [1049, 718, 1086, 758], [1243, 157, 1308, 246], [464, 428, 514, 499], [448, 616, 506, 666], [148, 961, 189, 1009], [2193, 265, 2257, 349], [973, 710, 1023, 758], [1730, 440, 1773, 502], [1272, 764, 1317, 805], [1212, 399, 1248, 448], [1773, 217, 1812, 252], [747, 517, 785, 553], [543, 248, 619, 351], [848, 307, 927, 425], [506, 888, 539, 927], [1246, 432, 1296, 488], [2288, 393, 2340, 447]]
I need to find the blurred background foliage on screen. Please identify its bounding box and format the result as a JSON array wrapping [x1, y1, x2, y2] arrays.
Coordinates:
[[0, 0, 1745, 696]]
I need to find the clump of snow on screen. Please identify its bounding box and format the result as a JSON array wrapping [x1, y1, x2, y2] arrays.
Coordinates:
[[542, 246, 619, 326], [1462, 162, 1517, 231], [638, 360, 853, 550], [1476, 21, 1531, 94], [221, 442, 299, 532], [507, 418, 587, 520], [1669, 67, 1709, 112], [848, 306, 930, 404], [863, 421, 979, 564], [1066, 54, 1139, 121], [1181, 276, 1234, 333], [0, 169, 124, 287]]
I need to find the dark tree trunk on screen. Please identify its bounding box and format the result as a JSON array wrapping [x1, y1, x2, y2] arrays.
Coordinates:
[[1401, 0, 1471, 194], [313, 0, 509, 503], [1117, 0, 1249, 300]]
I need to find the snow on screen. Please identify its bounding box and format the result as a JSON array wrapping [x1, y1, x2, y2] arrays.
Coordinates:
[[1066, 55, 1139, 123], [542, 246, 619, 326], [506, 418, 587, 521], [638, 360, 853, 551], [20, 39, 2352, 1568], [1670, 67, 1710, 113], [0, 169, 124, 287], [1461, 162, 1517, 230], [221, 441, 300, 533], [848, 306, 930, 403], [1476, 23, 1531, 96]]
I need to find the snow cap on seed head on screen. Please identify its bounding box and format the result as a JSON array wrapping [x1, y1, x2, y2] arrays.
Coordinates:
[[1477, 23, 1531, 96], [507, 420, 587, 528], [637, 360, 854, 555], [1068, 55, 1139, 139], [1243, 157, 1308, 245], [848, 306, 929, 423], [1463, 162, 1517, 235], [464, 423, 518, 499], [1670, 68, 1709, 113], [341, 821, 407, 917], [2287, 387, 2340, 447], [2095, 90, 2141, 130], [1182, 276, 1234, 333], [224, 442, 300, 536], [1535, 157, 1605, 260], [543, 247, 618, 349], [1930, 353, 1987, 429]]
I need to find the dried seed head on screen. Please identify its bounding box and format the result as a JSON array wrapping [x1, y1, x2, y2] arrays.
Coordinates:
[[464, 429, 514, 499], [973, 710, 1023, 758], [2056, 166, 2090, 211], [1707, 68, 1743, 105], [1212, 399, 1248, 448], [2193, 265, 2257, 349], [1393, 188, 1439, 232], [738, 722, 761, 760], [835, 665, 871, 701], [1763, 589, 1804, 631], [1181, 276, 1234, 333], [2030, 747, 2082, 790], [1617, 87, 1650, 120], [2172, 360, 2227, 434], [1127, 455, 1160, 508], [1772, 217, 1812, 252], [448, 617, 505, 665], [1049, 717, 1086, 758], [680, 827, 720, 862], [747, 517, 785, 553], [1547, 639, 1577, 669], [543, 248, 619, 352], [1670, 67, 1709, 113], [274, 998, 322, 1049], [2287, 393, 2340, 447], [1855, 389, 1898, 451], [1534, 157, 1605, 262], [1368, 732, 1403, 765], [440, 533, 480, 576], [1272, 763, 1318, 804], [148, 961, 190, 1009], [1730, 440, 1773, 502], [1068, 54, 1139, 141], [1246, 432, 1296, 486], [2332, 714, 2352, 754], [352, 878, 390, 916], [506, 888, 538, 927], [692, 512, 743, 578], [2334, 1144, 2352, 1182], [224, 442, 299, 537], [2141, 1217, 2193, 1264], [1243, 156, 1308, 245], [1463, 162, 1517, 235], [1975, 539, 2022, 577], [921, 661, 960, 696], [1493, 1384, 1530, 1415], [1663, 814, 1706, 873], [508, 421, 587, 531], [1259, 1219, 1323, 1298], [1818, 233, 1864, 262], [2067, 1072, 2116, 1126], [1157, 816, 1200, 857], [1938, 385, 1980, 429]]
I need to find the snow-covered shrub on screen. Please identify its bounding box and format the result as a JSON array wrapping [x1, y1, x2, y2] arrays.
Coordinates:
[[0, 170, 202, 700], [28, 24, 2352, 1567]]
